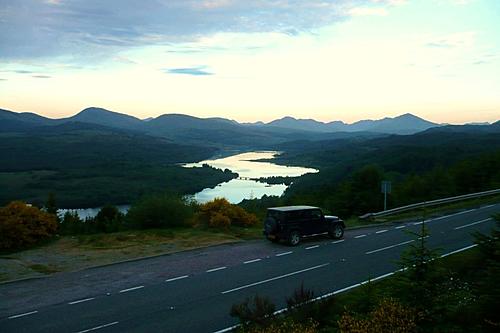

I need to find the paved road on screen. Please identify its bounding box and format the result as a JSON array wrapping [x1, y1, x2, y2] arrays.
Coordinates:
[[1, 203, 498, 333]]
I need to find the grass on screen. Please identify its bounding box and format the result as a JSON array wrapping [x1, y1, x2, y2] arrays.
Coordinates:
[[0, 225, 263, 283]]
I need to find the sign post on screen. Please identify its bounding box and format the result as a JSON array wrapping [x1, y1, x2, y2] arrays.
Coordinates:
[[381, 180, 392, 211]]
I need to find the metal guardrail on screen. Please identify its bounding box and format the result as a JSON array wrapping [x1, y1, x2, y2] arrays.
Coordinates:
[[360, 188, 500, 219]]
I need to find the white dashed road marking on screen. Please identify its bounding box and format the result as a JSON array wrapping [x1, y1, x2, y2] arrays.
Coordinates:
[[206, 266, 227, 273], [331, 239, 345, 244], [165, 275, 189, 282], [365, 240, 415, 255], [395, 225, 406, 229], [375, 229, 388, 234], [354, 234, 367, 239], [221, 263, 330, 294], [119, 286, 144, 293], [68, 298, 95, 305], [75, 321, 119, 333], [8, 311, 38, 319], [305, 245, 320, 250], [454, 218, 493, 230], [276, 251, 293, 257], [243, 258, 262, 264]]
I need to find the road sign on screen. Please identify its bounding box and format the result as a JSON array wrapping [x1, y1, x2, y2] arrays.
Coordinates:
[[381, 181, 392, 211], [381, 181, 392, 194]]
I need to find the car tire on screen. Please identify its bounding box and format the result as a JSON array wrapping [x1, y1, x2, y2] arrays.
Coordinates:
[[288, 231, 301, 246], [329, 224, 344, 239]]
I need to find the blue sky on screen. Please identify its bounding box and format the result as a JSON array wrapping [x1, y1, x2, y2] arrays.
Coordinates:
[[0, 0, 499, 123]]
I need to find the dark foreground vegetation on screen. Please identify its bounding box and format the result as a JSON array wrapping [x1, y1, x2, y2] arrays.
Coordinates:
[[0, 195, 258, 251], [230, 216, 500, 333]]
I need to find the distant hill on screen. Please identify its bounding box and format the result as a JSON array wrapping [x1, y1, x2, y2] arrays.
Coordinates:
[[64, 107, 145, 131], [265, 113, 439, 135]]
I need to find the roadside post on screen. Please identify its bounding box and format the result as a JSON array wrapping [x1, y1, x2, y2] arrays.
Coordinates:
[[381, 180, 392, 211]]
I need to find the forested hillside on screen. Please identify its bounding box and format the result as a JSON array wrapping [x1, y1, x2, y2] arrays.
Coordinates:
[[243, 124, 500, 218]]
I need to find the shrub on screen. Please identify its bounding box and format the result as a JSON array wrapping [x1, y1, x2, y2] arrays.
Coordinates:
[[126, 194, 193, 229], [0, 201, 58, 250], [230, 294, 276, 328], [338, 298, 418, 333], [196, 198, 258, 228]]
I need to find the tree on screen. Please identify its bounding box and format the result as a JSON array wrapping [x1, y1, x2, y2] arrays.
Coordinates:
[[44, 192, 58, 216], [0, 201, 58, 250]]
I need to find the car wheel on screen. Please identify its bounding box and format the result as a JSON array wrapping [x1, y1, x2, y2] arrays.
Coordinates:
[[288, 231, 300, 246], [329, 225, 344, 239]]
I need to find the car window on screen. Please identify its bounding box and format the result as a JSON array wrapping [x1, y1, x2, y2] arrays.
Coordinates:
[[311, 209, 322, 219]]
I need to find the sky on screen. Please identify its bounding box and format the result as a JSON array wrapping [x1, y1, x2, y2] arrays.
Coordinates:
[[0, 0, 499, 124]]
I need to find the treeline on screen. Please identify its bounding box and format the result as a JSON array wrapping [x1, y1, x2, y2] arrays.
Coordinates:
[[0, 164, 237, 208], [0, 194, 258, 251], [242, 151, 500, 218]]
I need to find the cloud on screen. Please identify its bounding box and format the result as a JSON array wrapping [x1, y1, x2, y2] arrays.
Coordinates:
[[32, 75, 52, 79], [0, 0, 404, 61], [165, 67, 214, 76], [425, 32, 476, 48]]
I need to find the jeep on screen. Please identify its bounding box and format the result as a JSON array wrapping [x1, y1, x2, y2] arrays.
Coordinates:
[[263, 205, 345, 246]]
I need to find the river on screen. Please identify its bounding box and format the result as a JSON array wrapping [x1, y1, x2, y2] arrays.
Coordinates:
[[183, 151, 318, 204], [60, 151, 317, 218]]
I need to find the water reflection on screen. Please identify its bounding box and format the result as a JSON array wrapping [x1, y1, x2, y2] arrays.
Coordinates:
[[184, 151, 318, 203]]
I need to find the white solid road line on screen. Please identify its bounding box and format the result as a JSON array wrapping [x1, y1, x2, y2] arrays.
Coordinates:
[[365, 240, 415, 255], [206, 266, 227, 273], [354, 234, 367, 239], [375, 229, 388, 234], [8, 311, 38, 319], [454, 218, 493, 230], [221, 263, 330, 294], [243, 258, 262, 264], [331, 239, 345, 244], [75, 321, 119, 333], [305, 245, 320, 250], [119, 285, 144, 293], [213, 243, 482, 333], [68, 297, 95, 305], [276, 251, 293, 257], [165, 275, 189, 282]]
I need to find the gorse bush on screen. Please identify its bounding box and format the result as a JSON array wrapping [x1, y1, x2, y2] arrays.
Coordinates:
[[196, 198, 258, 228], [126, 193, 194, 229], [0, 201, 58, 250]]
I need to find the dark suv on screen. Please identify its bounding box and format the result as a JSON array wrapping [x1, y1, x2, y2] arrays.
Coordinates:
[[263, 205, 345, 246]]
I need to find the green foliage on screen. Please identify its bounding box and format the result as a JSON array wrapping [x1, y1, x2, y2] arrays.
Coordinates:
[[338, 298, 418, 333], [0, 201, 58, 250], [195, 198, 258, 228], [472, 214, 500, 332], [126, 194, 194, 229], [0, 164, 236, 208], [59, 205, 125, 234], [44, 192, 58, 216]]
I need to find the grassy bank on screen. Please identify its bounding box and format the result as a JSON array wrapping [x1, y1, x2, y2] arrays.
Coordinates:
[[0, 226, 262, 283]]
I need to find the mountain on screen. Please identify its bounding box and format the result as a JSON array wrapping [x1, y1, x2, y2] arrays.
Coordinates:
[[265, 113, 438, 135], [0, 108, 55, 131], [267, 116, 339, 132], [64, 107, 145, 131]]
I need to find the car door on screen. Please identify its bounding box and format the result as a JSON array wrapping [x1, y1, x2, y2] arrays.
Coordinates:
[[310, 209, 326, 234]]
